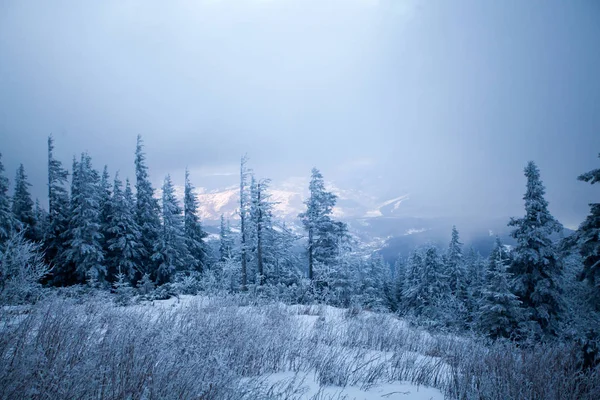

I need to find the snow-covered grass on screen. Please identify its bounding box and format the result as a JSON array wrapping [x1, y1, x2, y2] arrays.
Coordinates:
[[1, 294, 598, 399]]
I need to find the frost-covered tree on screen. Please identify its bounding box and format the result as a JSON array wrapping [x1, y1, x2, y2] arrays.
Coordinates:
[[0, 231, 50, 304], [31, 199, 47, 242], [0, 154, 17, 248], [239, 155, 252, 290], [249, 177, 275, 285], [98, 165, 112, 257], [575, 153, 600, 299], [184, 169, 208, 272], [45, 136, 71, 284], [219, 214, 234, 262], [152, 175, 190, 284], [299, 168, 348, 280], [445, 226, 466, 298], [106, 176, 143, 282], [359, 254, 389, 311], [134, 135, 161, 278], [403, 246, 450, 321], [63, 153, 105, 283], [509, 161, 563, 337], [478, 237, 522, 339], [11, 164, 35, 241]]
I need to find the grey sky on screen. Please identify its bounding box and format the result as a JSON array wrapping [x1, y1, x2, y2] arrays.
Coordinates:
[[1, 0, 599, 228]]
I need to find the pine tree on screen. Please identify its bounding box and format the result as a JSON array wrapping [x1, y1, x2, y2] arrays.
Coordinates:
[[98, 165, 112, 259], [299, 168, 348, 280], [11, 164, 36, 241], [45, 135, 71, 285], [249, 177, 274, 285], [31, 199, 47, 242], [0, 154, 17, 248], [445, 226, 466, 297], [106, 176, 143, 282], [509, 161, 563, 337], [63, 153, 105, 283], [219, 214, 234, 262], [184, 168, 208, 272], [478, 237, 522, 339], [239, 155, 251, 290], [360, 254, 388, 311], [152, 175, 189, 284], [403, 246, 449, 321], [134, 135, 161, 279], [576, 153, 600, 298]]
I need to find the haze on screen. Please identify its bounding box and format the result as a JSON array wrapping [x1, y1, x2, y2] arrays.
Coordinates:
[[1, 0, 599, 228]]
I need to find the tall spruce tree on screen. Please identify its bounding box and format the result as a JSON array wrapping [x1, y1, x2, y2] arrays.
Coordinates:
[[299, 168, 348, 280], [11, 164, 35, 241], [134, 135, 161, 279], [509, 161, 563, 337], [478, 237, 522, 339], [46, 135, 71, 284], [0, 154, 17, 248], [575, 154, 600, 299], [239, 155, 251, 290], [184, 168, 208, 272], [63, 153, 105, 283], [106, 176, 143, 282], [219, 214, 234, 262], [445, 226, 466, 297], [152, 175, 189, 284], [98, 165, 112, 258]]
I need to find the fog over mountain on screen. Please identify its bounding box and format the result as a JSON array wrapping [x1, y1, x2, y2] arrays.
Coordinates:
[[1, 0, 599, 229]]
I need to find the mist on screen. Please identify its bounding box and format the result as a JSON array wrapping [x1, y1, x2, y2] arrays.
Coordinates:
[[1, 0, 599, 228]]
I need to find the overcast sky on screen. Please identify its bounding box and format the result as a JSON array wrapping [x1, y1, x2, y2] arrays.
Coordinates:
[[1, 0, 599, 227]]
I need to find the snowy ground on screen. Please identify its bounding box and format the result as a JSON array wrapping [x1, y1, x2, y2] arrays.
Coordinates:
[[137, 295, 446, 399]]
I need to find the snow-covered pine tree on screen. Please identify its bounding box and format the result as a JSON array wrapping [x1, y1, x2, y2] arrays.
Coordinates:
[[11, 164, 35, 241], [575, 153, 600, 302], [478, 237, 522, 339], [239, 155, 252, 290], [219, 214, 234, 262], [45, 135, 71, 285], [299, 168, 348, 280], [393, 255, 407, 312], [267, 222, 302, 286], [249, 177, 274, 285], [0, 154, 18, 248], [31, 199, 47, 242], [184, 168, 208, 272], [152, 175, 190, 284], [63, 152, 105, 283], [98, 165, 112, 260], [134, 135, 161, 279], [509, 161, 563, 337], [360, 254, 389, 311], [445, 226, 466, 298], [403, 246, 449, 322], [106, 176, 144, 282]]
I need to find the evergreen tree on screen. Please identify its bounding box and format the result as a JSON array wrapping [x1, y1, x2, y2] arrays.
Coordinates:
[[445, 226, 466, 298], [31, 199, 47, 242], [11, 164, 35, 241], [509, 161, 563, 337], [45, 135, 71, 284], [575, 154, 600, 298], [219, 214, 234, 262], [134, 135, 161, 279], [360, 254, 388, 311], [403, 246, 450, 321], [184, 168, 208, 272], [478, 237, 522, 339], [63, 153, 105, 283], [98, 165, 112, 258], [249, 177, 273, 285], [152, 175, 189, 284], [239, 155, 251, 290], [299, 168, 348, 280], [106, 176, 143, 282], [0, 154, 17, 248]]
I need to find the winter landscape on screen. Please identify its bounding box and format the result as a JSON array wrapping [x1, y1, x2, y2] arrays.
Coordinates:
[[1, 1, 600, 399]]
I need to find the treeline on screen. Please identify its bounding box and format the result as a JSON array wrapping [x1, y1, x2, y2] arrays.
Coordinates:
[[0, 136, 599, 344]]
